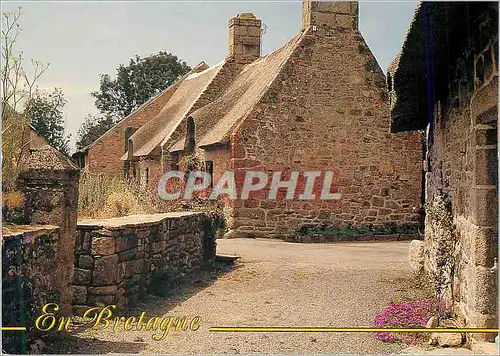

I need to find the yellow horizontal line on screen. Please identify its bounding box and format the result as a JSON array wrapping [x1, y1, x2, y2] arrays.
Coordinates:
[[210, 327, 499, 333], [1, 326, 26, 331]]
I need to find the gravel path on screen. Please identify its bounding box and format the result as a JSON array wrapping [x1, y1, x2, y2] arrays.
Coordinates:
[[48, 239, 428, 354]]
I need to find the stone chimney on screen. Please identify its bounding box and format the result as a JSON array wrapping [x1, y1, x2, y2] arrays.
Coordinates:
[[302, 0, 359, 31], [228, 13, 262, 64]]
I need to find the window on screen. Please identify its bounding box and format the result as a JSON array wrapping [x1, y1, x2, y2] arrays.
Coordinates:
[[124, 126, 137, 152], [205, 161, 214, 188]]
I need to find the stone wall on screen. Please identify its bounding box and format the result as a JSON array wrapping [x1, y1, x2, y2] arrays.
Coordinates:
[[17, 145, 80, 315], [423, 34, 498, 340], [227, 16, 422, 237], [2, 225, 60, 353], [204, 145, 233, 180], [72, 212, 214, 315], [137, 156, 164, 190]]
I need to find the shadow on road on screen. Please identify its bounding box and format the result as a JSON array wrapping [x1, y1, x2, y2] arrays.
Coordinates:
[[43, 261, 239, 354]]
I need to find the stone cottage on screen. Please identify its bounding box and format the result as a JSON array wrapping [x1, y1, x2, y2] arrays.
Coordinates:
[[388, 1, 498, 341], [124, 0, 423, 237], [75, 12, 263, 180], [123, 13, 263, 188], [72, 64, 207, 177]]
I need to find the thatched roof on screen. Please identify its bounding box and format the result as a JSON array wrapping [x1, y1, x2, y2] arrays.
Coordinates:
[[77, 75, 185, 154], [168, 137, 185, 153], [388, 1, 498, 132], [176, 33, 303, 150], [124, 61, 223, 159]]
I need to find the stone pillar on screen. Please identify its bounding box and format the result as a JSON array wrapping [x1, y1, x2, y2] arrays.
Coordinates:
[[17, 145, 80, 315]]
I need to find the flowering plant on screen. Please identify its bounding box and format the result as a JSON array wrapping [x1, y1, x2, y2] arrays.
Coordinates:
[[375, 297, 438, 344]]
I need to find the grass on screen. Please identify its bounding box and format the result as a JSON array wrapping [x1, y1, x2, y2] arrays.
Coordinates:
[[78, 173, 160, 219], [77, 172, 226, 220]]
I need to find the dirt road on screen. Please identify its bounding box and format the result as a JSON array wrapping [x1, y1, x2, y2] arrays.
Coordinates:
[[48, 239, 427, 354]]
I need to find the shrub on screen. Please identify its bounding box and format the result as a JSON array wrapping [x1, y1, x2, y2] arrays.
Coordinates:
[[78, 173, 163, 219], [103, 190, 140, 217]]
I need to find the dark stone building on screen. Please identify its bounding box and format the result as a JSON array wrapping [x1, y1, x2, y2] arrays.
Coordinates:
[[388, 1, 498, 341]]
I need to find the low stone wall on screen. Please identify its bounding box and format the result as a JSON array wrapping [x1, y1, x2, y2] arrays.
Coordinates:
[[72, 212, 214, 315], [2, 224, 60, 353]]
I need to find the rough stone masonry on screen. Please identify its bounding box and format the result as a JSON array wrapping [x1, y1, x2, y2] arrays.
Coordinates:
[[218, 1, 423, 237], [388, 1, 498, 342], [72, 212, 216, 315]]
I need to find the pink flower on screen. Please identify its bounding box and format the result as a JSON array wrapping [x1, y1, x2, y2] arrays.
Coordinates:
[[375, 297, 438, 344]]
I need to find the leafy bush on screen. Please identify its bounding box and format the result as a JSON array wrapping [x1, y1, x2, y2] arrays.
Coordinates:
[[202, 204, 228, 239]]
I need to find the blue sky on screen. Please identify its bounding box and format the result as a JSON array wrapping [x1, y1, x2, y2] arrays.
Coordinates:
[[2, 0, 418, 151]]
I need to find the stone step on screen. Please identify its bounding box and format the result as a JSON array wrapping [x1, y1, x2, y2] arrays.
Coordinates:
[[216, 254, 240, 264]]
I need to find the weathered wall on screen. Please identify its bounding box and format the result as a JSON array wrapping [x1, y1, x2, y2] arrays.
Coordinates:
[[423, 35, 498, 341], [2, 225, 60, 353], [204, 146, 233, 179], [86, 86, 179, 177], [137, 157, 164, 191], [72, 212, 215, 315], [17, 145, 80, 315], [228, 22, 422, 237]]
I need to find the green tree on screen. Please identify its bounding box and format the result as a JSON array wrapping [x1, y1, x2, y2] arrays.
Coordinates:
[[76, 113, 115, 151], [91, 51, 190, 118], [25, 88, 71, 155]]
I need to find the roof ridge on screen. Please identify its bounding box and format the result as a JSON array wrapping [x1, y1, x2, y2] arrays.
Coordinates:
[[387, 1, 422, 74], [159, 59, 229, 150], [78, 62, 207, 153], [196, 32, 305, 148], [126, 60, 226, 158]]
